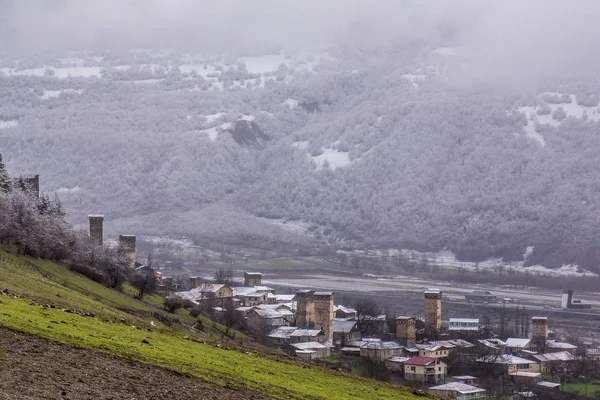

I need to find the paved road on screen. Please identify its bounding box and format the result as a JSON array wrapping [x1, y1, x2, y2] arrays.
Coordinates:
[[263, 274, 600, 309]]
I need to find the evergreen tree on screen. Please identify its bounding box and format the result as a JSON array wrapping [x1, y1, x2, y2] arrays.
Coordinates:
[[0, 153, 11, 193]]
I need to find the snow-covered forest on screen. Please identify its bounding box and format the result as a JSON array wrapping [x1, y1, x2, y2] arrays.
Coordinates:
[[2, 1, 600, 273]]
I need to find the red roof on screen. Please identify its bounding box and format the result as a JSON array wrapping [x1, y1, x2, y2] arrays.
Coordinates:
[[405, 356, 438, 366]]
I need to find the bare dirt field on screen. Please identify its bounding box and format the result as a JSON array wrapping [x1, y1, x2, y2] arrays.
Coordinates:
[[0, 328, 267, 400]]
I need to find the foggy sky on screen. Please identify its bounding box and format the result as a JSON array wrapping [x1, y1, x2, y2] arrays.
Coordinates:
[[1, 0, 599, 81]]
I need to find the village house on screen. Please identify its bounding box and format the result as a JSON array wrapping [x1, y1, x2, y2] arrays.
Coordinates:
[[585, 348, 600, 360], [333, 319, 361, 347], [290, 328, 326, 343], [334, 305, 357, 320], [267, 326, 297, 345], [465, 290, 496, 303], [360, 341, 404, 364], [527, 351, 575, 373], [478, 338, 507, 354], [450, 375, 480, 387], [289, 341, 332, 361], [404, 356, 447, 385], [546, 340, 578, 354], [247, 308, 289, 332], [417, 344, 451, 358], [428, 382, 487, 399], [384, 356, 411, 373], [448, 318, 479, 333], [477, 354, 540, 376]]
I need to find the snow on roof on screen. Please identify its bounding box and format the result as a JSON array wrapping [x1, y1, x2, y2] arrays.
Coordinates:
[[387, 356, 411, 363], [537, 381, 561, 388], [254, 285, 274, 292], [333, 320, 357, 333], [468, 290, 494, 296], [88, 214, 104, 218], [449, 318, 479, 323], [547, 340, 577, 349], [405, 356, 439, 366], [334, 305, 357, 314], [245, 272, 263, 276], [477, 354, 535, 365], [478, 338, 507, 349], [505, 338, 532, 348], [250, 308, 287, 318], [508, 371, 541, 378], [424, 288, 441, 294], [274, 294, 295, 301], [268, 326, 297, 339], [231, 287, 257, 296], [314, 291, 333, 296], [531, 316, 548, 321], [361, 341, 402, 350], [453, 375, 478, 380], [428, 382, 486, 395], [531, 351, 575, 362], [292, 341, 328, 350], [290, 329, 323, 337], [417, 344, 450, 352]]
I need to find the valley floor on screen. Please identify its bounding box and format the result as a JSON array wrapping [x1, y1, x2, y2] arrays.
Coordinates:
[[0, 328, 266, 400]]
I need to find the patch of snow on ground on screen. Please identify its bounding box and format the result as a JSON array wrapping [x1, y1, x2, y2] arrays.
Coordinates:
[[40, 89, 83, 99], [284, 98, 298, 109], [238, 54, 290, 74], [517, 93, 600, 146], [0, 120, 18, 129], [432, 47, 462, 57], [311, 148, 352, 170], [402, 74, 426, 88], [56, 185, 81, 194], [367, 248, 597, 277], [1, 66, 102, 78], [204, 112, 225, 123], [199, 127, 219, 141], [292, 141, 309, 149]]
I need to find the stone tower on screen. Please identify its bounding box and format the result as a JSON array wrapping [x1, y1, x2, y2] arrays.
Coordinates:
[[244, 272, 262, 287], [118, 234, 137, 270], [88, 214, 104, 247], [424, 289, 442, 334], [314, 292, 334, 342], [295, 290, 316, 329], [396, 316, 416, 347], [531, 316, 549, 352]]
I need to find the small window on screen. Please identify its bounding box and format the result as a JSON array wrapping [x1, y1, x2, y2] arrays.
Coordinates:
[[411, 366, 416, 372], [438, 367, 441, 371]]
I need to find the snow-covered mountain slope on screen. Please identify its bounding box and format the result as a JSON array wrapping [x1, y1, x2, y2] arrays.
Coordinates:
[[2, 44, 600, 273]]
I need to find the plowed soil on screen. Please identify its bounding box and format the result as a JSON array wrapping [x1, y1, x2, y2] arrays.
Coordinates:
[[0, 328, 268, 400]]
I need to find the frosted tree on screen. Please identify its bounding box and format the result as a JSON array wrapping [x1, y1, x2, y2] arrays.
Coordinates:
[[0, 153, 10, 192]]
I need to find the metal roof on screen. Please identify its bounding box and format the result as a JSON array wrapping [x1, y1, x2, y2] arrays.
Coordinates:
[[333, 320, 357, 333], [429, 382, 487, 395], [505, 338, 532, 348], [405, 356, 439, 366], [531, 351, 575, 362]]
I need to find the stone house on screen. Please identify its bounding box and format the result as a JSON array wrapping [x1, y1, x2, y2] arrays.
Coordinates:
[[428, 382, 487, 399], [247, 308, 288, 333], [404, 356, 447, 385], [333, 320, 361, 347], [334, 305, 357, 320], [476, 354, 540, 375], [290, 341, 332, 361], [360, 341, 404, 364]]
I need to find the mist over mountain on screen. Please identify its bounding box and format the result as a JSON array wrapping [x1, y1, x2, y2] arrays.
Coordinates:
[[2, 1, 600, 272]]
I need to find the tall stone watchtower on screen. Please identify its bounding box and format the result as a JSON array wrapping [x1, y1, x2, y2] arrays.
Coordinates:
[[396, 316, 417, 347], [88, 214, 104, 247], [313, 292, 334, 342], [244, 272, 262, 287], [295, 290, 316, 329], [424, 289, 442, 335], [531, 316, 549, 352], [118, 234, 137, 270]]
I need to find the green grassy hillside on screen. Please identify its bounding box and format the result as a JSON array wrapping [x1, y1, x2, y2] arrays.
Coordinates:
[[0, 246, 429, 400]]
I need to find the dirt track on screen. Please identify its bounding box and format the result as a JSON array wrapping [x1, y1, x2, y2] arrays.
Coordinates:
[[0, 328, 267, 400]]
